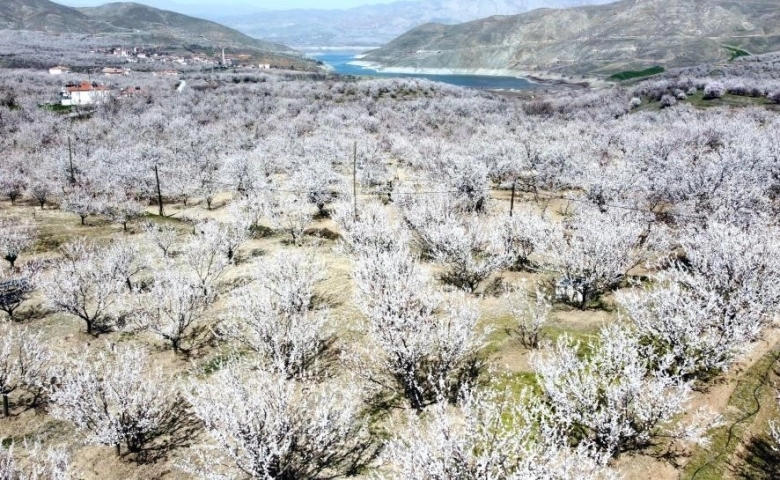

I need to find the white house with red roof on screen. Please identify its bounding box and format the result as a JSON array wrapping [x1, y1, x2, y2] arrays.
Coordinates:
[[60, 82, 112, 106]]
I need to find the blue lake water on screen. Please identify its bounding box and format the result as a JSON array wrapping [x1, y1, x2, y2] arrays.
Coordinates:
[[310, 52, 539, 91]]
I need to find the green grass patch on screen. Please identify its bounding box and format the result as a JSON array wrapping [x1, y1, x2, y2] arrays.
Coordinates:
[[608, 66, 665, 82], [491, 371, 540, 396], [198, 349, 247, 376], [547, 326, 600, 360], [34, 235, 65, 253], [686, 91, 770, 109], [39, 103, 73, 113], [724, 45, 751, 61], [142, 211, 188, 225], [543, 324, 599, 345], [682, 349, 780, 480], [633, 91, 772, 114]]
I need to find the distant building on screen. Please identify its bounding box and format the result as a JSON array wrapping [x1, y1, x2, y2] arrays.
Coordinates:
[[60, 82, 111, 106], [258, 64, 271, 70], [102, 67, 129, 76], [120, 86, 148, 97], [49, 66, 70, 75]]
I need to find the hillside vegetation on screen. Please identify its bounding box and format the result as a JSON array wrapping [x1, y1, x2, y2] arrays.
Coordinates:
[[0, 0, 316, 68], [362, 0, 780, 77]]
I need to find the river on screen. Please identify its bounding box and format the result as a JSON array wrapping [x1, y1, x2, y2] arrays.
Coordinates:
[[309, 52, 539, 91]]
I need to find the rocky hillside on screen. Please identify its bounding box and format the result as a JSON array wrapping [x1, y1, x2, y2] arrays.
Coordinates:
[[0, 0, 99, 33], [216, 0, 614, 48], [361, 0, 780, 77], [0, 0, 316, 68], [78, 2, 294, 53]]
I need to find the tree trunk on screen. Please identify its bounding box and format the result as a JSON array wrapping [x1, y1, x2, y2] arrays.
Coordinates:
[[3, 394, 9, 417], [115, 443, 121, 457], [579, 287, 590, 311]]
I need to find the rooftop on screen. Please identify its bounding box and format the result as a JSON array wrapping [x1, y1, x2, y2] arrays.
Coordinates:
[[65, 82, 111, 93]]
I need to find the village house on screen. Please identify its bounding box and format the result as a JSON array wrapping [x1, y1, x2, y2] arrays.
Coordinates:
[[60, 82, 111, 106], [120, 86, 148, 97], [48, 66, 70, 75], [103, 67, 129, 76]]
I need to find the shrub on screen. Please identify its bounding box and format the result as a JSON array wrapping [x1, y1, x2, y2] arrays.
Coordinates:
[[703, 82, 726, 99], [660, 94, 677, 108]]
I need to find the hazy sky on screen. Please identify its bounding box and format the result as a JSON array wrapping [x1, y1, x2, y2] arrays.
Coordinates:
[[56, 0, 398, 10]]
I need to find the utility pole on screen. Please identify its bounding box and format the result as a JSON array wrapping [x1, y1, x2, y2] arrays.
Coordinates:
[[353, 141, 358, 220], [154, 164, 164, 217], [509, 177, 517, 217], [67, 136, 76, 186]]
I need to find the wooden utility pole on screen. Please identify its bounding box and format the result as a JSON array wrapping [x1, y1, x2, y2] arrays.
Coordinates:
[[353, 141, 358, 220], [154, 164, 164, 217], [67, 136, 76, 185], [509, 177, 517, 217]]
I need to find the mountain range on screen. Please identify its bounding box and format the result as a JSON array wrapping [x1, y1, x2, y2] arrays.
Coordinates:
[[214, 0, 615, 48], [0, 0, 317, 68], [361, 0, 780, 77]]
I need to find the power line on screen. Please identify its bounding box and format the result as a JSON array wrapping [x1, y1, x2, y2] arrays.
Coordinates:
[[522, 191, 708, 220], [117, 165, 708, 220]]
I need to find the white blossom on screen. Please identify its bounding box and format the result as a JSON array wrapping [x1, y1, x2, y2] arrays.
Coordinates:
[[0, 324, 50, 417], [132, 265, 215, 354], [0, 219, 36, 269], [351, 247, 487, 410], [379, 388, 617, 480], [224, 251, 333, 378], [185, 361, 376, 479], [533, 324, 698, 456], [142, 221, 178, 257], [38, 240, 132, 335], [49, 344, 184, 457]]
